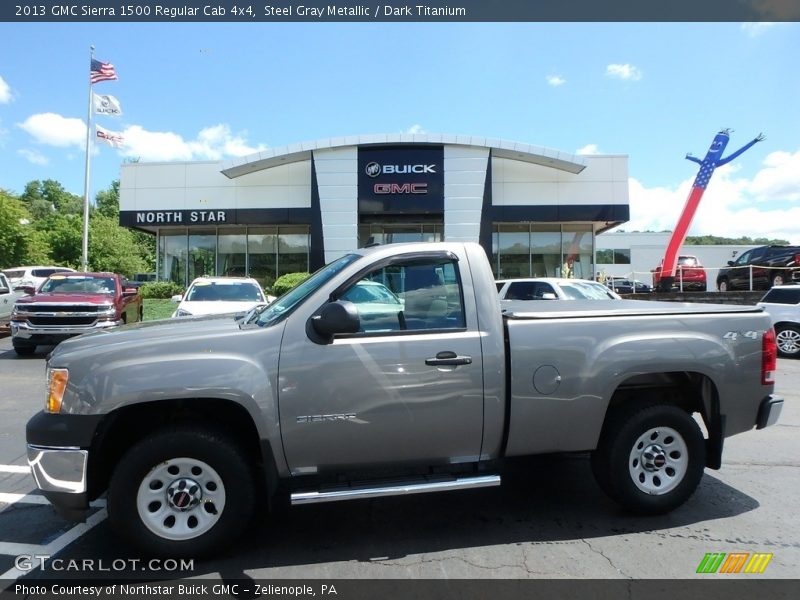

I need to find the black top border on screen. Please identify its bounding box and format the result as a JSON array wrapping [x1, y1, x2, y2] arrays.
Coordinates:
[[4, 0, 800, 22]]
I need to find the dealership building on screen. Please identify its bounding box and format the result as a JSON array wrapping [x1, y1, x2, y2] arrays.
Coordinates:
[[119, 134, 630, 287]]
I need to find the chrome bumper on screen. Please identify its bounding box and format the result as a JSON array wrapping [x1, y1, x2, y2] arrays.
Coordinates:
[[11, 319, 121, 338], [27, 445, 88, 494]]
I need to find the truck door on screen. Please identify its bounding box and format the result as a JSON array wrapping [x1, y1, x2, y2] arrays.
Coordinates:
[[277, 252, 485, 473]]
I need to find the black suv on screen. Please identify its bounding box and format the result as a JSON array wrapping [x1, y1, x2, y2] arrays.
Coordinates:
[[716, 245, 800, 291]]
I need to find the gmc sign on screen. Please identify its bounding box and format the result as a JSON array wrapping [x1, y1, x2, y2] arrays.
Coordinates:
[[358, 146, 444, 214]]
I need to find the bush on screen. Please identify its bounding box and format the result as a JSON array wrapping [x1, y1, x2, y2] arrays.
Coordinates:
[[271, 272, 310, 297], [139, 281, 184, 299]]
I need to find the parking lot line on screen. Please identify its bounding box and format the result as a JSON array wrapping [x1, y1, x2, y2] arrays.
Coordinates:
[[0, 508, 108, 580], [0, 492, 50, 505], [0, 465, 30, 474]]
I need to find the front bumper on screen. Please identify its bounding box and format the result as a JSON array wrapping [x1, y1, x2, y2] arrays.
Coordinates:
[[26, 412, 105, 521], [11, 318, 121, 340], [756, 395, 783, 430]]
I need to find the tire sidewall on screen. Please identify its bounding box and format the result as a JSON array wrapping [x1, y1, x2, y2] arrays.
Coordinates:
[[108, 428, 255, 558], [775, 324, 800, 358], [603, 405, 705, 514]]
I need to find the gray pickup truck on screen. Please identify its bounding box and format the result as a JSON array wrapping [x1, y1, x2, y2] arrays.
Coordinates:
[[26, 242, 783, 557]]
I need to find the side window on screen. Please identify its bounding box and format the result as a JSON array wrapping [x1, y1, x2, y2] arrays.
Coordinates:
[[340, 258, 466, 333], [506, 282, 535, 300], [733, 250, 752, 266]]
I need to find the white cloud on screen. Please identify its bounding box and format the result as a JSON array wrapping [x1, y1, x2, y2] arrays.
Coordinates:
[[18, 113, 86, 148], [186, 124, 267, 159], [741, 22, 779, 37], [546, 75, 566, 87], [0, 75, 11, 103], [626, 152, 800, 243], [577, 144, 600, 155], [405, 124, 426, 135], [17, 148, 49, 165], [606, 63, 643, 81]]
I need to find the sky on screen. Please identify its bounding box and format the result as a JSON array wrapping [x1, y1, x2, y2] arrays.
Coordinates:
[[1, 22, 799, 242]]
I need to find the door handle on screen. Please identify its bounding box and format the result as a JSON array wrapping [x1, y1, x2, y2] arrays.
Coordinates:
[[425, 351, 472, 366]]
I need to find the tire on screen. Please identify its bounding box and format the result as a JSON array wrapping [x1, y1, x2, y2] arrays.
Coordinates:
[[107, 427, 255, 558], [591, 403, 705, 515], [775, 324, 800, 358], [13, 344, 35, 356], [717, 279, 729, 292], [771, 273, 785, 287]]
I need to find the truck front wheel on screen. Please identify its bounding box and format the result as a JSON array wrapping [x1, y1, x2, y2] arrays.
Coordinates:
[[107, 427, 255, 557], [591, 403, 705, 515]]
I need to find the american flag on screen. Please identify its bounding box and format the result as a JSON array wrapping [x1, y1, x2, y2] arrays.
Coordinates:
[[90, 59, 118, 84]]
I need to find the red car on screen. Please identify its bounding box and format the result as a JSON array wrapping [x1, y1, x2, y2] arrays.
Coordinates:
[[653, 255, 707, 292]]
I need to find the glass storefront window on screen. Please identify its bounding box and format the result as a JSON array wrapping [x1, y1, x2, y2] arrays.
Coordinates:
[[561, 225, 593, 279], [497, 224, 530, 279], [160, 230, 187, 286], [358, 223, 443, 247], [278, 226, 310, 277], [248, 228, 278, 291], [188, 230, 216, 282], [490, 223, 596, 280], [218, 228, 247, 277]]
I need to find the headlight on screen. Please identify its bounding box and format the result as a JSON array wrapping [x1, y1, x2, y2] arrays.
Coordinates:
[[46, 368, 69, 414], [174, 308, 192, 317]]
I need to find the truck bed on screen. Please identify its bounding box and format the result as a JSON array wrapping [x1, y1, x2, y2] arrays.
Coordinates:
[[502, 299, 764, 319]]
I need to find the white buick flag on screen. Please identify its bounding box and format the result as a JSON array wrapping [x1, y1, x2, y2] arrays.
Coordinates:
[[96, 124, 124, 148], [93, 92, 122, 116]]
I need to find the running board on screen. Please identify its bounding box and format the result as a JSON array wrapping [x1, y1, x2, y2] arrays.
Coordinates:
[[291, 474, 501, 506]]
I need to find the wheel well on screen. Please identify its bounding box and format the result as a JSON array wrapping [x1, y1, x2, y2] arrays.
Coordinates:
[[607, 371, 723, 469], [87, 399, 265, 499]]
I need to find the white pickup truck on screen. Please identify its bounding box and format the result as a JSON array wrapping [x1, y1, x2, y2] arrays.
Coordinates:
[[27, 242, 783, 558], [0, 272, 27, 327]]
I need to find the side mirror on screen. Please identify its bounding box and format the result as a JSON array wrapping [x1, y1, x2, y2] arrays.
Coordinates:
[[311, 301, 360, 340], [171, 294, 183, 302], [17, 286, 36, 296], [541, 293, 558, 300], [123, 287, 138, 295], [727, 261, 734, 267], [0, 286, 8, 295]]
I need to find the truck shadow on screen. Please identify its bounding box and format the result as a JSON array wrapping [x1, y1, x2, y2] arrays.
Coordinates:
[[21, 454, 759, 581]]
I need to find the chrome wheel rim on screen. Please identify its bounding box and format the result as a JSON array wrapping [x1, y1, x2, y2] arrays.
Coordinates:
[[776, 328, 800, 355], [629, 427, 688, 495], [136, 457, 226, 541]]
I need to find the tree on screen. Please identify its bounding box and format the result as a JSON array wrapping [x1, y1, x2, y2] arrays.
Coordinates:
[[95, 180, 120, 218], [88, 214, 148, 275], [37, 213, 83, 268], [0, 191, 32, 268], [21, 179, 83, 216]]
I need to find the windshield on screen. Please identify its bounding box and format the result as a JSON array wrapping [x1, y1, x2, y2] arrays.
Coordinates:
[[39, 275, 116, 294], [559, 281, 619, 300], [186, 281, 264, 302], [247, 254, 362, 327]]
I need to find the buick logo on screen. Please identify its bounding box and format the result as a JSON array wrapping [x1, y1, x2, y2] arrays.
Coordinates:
[[365, 162, 381, 178]]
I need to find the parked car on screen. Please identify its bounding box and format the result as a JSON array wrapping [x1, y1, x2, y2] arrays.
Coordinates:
[[172, 277, 268, 318], [1, 265, 76, 290], [757, 284, 800, 358], [10, 272, 142, 356], [497, 278, 621, 301], [126, 272, 157, 290], [605, 277, 652, 294], [0, 272, 30, 326], [652, 255, 707, 291], [26, 242, 781, 557], [717, 245, 800, 292]]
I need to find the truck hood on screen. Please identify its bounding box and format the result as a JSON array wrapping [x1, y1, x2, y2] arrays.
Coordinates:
[[51, 314, 243, 361], [16, 292, 115, 305]]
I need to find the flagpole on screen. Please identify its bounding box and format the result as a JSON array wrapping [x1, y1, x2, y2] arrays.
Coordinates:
[[81, 45, 94, 271]]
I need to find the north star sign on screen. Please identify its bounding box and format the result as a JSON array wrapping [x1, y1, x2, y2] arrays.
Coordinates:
[[134, 210, 229, 224]]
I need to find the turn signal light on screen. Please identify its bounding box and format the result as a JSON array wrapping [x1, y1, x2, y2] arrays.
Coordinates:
[[46, 368, 69, 414]]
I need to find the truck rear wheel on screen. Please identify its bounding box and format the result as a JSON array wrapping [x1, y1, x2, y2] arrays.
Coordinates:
[[107, 427, 255, 557], [591, 403, 705, 515]]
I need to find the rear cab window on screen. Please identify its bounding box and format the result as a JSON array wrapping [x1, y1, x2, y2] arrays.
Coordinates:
[[761, 288, 800, 305]]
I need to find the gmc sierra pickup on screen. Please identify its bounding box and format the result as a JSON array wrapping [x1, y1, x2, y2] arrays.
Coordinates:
[[26, 242, 783, 557]]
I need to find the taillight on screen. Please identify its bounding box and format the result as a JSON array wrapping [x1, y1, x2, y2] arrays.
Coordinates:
[[762, 328, 777, 385]]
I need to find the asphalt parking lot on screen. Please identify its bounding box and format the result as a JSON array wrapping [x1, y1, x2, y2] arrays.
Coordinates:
[[0, 335, 797, 582]]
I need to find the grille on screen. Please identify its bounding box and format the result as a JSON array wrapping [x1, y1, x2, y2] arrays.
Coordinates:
[[23, 304, 105, 313], [27, 317, 97, 326]]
